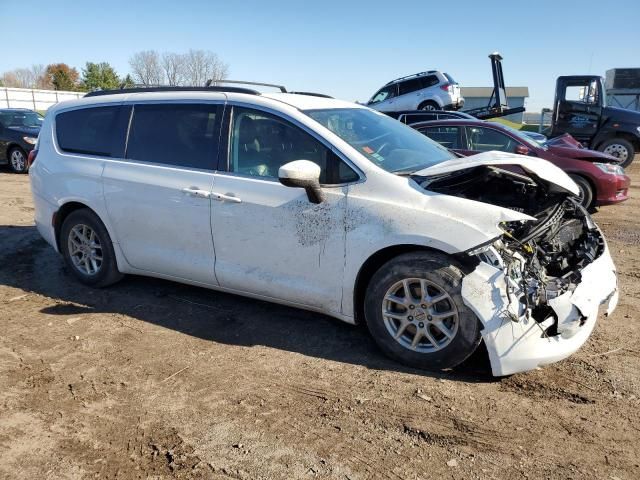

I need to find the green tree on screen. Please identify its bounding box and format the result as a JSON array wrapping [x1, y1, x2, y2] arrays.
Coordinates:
[[46, 63, 80, 91], [120, 74, 135, 88], [81, 62, 121, 91]]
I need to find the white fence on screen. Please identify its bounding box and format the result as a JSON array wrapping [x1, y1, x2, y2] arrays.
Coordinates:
[[0, 87, 85, 111]]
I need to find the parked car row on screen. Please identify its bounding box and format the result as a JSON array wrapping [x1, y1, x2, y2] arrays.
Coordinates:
[[28, 85, 619, 376]]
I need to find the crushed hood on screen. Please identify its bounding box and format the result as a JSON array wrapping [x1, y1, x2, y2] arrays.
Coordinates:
[[414, 150, 580, 196]]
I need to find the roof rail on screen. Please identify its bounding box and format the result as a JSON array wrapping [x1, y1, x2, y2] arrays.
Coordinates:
[[384, 70, 437, 86], [288, 91, 334, 98], [206, 79, 287, 93], [85, 85, 260, 97]]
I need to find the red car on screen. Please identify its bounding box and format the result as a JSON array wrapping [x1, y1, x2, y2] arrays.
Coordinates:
[[411, 119, 630, 208]]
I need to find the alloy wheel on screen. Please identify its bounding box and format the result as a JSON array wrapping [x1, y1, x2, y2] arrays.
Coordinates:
[[382, 278, 459, 353], [10, 149, 26, 172], [67, 224, 103, 276]]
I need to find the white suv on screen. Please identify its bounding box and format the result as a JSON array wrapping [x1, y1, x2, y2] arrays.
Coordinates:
[[29, 85, 618, 376], [367, 71, 464, 112]]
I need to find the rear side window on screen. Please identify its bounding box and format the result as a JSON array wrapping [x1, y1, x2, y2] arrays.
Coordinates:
[[419, 126, 462, 149], [398, 78, 422, 95], [126, 103, 221, 169], [56, 106, 123, 157], [420, 75, 440, 89]]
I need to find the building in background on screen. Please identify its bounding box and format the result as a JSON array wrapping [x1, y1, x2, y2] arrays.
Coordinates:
[[461, 86, 529, 123]]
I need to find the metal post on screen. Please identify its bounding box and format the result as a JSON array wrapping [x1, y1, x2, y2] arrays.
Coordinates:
[[32, 89, 36, 110], [5, 88, 10, 108], [539, 110, 545, 133]]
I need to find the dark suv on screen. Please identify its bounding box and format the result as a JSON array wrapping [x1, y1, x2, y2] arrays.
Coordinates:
[[0, 108, 43, 173]]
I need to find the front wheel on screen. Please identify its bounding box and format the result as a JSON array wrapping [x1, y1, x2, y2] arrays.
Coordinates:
[[569, 174, 594, 209], [364, 252, 481, 371], [599, 138, 635, 168], [8, 146, 28, 173]]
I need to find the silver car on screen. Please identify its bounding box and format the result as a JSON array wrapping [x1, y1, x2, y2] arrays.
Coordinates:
[[367, 71, 464, 113]]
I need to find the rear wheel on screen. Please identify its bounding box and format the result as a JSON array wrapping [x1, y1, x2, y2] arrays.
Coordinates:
[[569, 174, 594, 209], [599, 138, 635, 168], [8, 146, 28, 173], [60, 209, 124, 287], [364, 252, 481, 371], [419, 101, 440, 111]]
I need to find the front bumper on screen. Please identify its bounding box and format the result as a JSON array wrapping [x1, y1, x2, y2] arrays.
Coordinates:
[[596, 173, 631, 206], [461, 242, 618, 376]]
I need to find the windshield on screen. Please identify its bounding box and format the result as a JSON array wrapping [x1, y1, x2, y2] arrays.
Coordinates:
[[0, 111, 43, 128], [499, 124, 544, 149], [304, 108, 457, 173]]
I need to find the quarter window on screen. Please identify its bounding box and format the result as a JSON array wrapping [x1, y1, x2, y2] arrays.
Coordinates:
[[126, 103, 220, 169], [56, 106, 124, 157], [229, 107, 359, 185], [419, 75, 440, 89]]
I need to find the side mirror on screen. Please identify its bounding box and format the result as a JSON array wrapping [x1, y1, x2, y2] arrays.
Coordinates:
[[515, 144, 530, 155], [278, 160, 325, 204]]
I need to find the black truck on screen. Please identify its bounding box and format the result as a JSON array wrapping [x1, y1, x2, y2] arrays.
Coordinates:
[[550, 75, 640, 167]]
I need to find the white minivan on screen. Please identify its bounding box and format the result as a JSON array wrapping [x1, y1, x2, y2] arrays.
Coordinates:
[[29, 85, 618, 376]]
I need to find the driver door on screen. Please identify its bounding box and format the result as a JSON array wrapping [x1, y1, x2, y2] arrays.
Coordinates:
[[554, 77, 602, 142], [210, 106, 360, 314]]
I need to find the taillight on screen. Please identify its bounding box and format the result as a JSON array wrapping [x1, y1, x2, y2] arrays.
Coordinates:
[[440, 83, 452, 92], [27, 149, 38, 168]]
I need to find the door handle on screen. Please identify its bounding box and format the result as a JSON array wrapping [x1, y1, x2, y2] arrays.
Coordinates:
[[211, 192, 242, 203], [182, 187, 211, 198]]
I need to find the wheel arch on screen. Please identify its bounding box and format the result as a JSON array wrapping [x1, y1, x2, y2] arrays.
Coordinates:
[[54, 202, 105, 252], [595, 132, 640, 151], [418, 99, 441, 110], [567, 172, 597, 208], [5, 142, 26, 160], [352, 244, 460, 325]]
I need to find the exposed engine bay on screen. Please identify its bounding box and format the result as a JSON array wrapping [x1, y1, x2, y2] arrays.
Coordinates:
[[414, 165, 604, 330]]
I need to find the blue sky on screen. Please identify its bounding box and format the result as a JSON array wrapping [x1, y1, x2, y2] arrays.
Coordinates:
[[2, 0, 638, 111]]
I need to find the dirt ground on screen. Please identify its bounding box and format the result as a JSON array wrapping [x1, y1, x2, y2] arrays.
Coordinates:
[[1, 162, 639, 480]]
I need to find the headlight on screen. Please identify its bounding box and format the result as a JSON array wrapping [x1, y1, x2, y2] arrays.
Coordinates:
[[23, 136, 38, 145], [594, 162, 624, 175]]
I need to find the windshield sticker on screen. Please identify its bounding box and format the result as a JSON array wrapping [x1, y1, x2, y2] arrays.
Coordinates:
[[362, 146, 374, 154]]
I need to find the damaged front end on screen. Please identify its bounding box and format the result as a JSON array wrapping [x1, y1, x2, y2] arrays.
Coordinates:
[[413, 158, 618, 376]]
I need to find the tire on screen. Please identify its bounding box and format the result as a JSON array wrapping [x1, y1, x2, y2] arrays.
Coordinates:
[[364, 251, 481, 371], [60, 209, 124, 287], [419, 101, 440, 111], [8, 146, 28, 173], [598, 138, 635, 168], [569, 174, 594, 209]]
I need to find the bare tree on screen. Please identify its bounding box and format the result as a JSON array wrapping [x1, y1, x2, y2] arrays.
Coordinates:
[[161, 52, 186, 86], [31, 64, 50, 89], [129, 50, 163, 86], [183, 49, 228, 86], [1, 71, 19, 87], [1, 65, 53, 89]]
